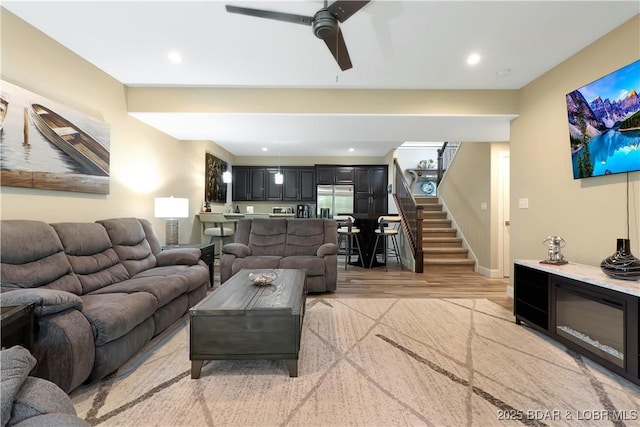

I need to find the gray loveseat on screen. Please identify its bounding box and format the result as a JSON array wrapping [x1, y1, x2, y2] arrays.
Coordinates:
[[0, 218, 208, 393], [220, 218, 339, 292]]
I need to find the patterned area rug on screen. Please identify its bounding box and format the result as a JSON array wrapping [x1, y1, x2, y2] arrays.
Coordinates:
[[70, 298, 640, 426]]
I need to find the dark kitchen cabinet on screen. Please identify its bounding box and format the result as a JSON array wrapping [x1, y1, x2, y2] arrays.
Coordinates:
[[354, 166, 387, 214], [232, 168, 250, 201], [283, 167, 315, 202], [232, 167, 266, 201], [299, 168, 315, 201], [234, 166, 315, 202], [267, 169, 282, 201], [316, 167, 335, 185], [336, 167, 355, 184], [315, 166, 354, 185]]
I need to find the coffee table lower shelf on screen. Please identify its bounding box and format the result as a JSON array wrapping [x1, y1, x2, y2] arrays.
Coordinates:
[[189, 269, 306, 378]]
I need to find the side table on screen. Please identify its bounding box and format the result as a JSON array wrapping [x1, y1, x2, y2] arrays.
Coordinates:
[[163, 243, 215, 287], [1, 303, 36, 351]]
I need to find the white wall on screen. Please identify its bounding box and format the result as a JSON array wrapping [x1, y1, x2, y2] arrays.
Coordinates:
[[510, 15, 640, 280]]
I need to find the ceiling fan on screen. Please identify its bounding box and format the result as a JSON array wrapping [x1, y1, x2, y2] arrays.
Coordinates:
[[225, 1, 371, 71]]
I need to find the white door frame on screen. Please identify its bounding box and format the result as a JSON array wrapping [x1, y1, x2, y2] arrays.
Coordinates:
[[497, 151, 510, 278]]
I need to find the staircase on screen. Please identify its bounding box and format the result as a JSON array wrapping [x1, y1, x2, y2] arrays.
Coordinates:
[[416, 196, 476, 272]]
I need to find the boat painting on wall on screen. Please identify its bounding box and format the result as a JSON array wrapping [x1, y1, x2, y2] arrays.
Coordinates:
[[0, 80, 110, 194]]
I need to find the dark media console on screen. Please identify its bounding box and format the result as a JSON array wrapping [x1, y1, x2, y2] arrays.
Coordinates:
[[514, 260, 639, 385]]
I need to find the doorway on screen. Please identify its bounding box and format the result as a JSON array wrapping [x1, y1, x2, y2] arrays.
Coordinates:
[[497, 151, 510, 278]]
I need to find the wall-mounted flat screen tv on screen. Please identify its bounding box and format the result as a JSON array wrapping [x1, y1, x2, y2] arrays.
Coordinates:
[[566, 59, 640, 179]]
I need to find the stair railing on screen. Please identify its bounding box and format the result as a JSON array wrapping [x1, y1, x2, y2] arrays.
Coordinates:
[[393, 158, 424, 273]]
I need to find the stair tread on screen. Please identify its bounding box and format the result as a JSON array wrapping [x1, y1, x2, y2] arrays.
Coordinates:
[[423, 247, 468, 253], [423, 258, 476, 264]]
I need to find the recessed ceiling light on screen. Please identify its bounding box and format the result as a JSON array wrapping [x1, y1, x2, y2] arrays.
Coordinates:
[[466, 53, 481, 66], [168, 50, 183, 64], [349, 148, 354, 152], [262, 147, 268, 152]]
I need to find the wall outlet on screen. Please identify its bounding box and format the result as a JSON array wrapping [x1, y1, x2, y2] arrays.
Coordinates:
[[480, 202, 488, 210]]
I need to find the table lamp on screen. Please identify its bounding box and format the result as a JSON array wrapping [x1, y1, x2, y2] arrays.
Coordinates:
[[154, 197, 189, 247]]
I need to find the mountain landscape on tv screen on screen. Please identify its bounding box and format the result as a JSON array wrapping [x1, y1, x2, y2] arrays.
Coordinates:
[[566, 60, 640, 179]]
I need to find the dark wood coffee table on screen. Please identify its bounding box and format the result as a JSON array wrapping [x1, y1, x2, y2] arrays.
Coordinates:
[[189, 269, 306, 378]]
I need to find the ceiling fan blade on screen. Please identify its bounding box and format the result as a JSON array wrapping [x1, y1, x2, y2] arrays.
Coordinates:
[[225, 5, 313, 26], [323, 27, 352, 71], [327, 0, 370, 23]]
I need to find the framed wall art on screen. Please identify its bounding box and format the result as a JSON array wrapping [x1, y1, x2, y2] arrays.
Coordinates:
[[205, 152, 228, 203], [0, 80, 110, 194]]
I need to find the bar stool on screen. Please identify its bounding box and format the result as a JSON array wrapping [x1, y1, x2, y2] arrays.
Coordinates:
[[201, 213, 236, 258], [369, 215, 402, 271], [335, 215, 365, 269]]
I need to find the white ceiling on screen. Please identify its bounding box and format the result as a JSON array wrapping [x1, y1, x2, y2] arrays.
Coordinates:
[[4, 1, 638, 157]]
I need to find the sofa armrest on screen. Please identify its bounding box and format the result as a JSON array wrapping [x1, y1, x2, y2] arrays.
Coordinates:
[[0, 289, 82, 317], [222, 243, 251, 258], [1, 346, 35, 426], [317, 243, 339, 257], [156, 248, 200, 266]]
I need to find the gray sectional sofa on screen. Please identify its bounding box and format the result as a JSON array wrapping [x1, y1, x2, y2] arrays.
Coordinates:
[[0, 218, 209, 393], [220, 218, 339, 292]]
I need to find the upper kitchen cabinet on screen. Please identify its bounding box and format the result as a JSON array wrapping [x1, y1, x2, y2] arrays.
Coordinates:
[[316, 166, 354, 185], [283, 167, 315, 201], [266, 168, 283, 201], [354, 166, 388, 214], [234, 166, 315, 202], [232, 167, 266, 201]]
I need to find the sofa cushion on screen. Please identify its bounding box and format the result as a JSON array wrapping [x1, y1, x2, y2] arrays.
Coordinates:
[[87, 274, 189, 308], [284, 219, 326, 256], [0, 220, 82, 295], [97, 218, 157, 277], [133, 264, 208, 293], [81, 292, 158, 346], [247, 219, 287, 256], [51, 222, 130, 294], [138, 218, 163, 255], [230, 256, 282, 276], [279, 256, 325, 276]]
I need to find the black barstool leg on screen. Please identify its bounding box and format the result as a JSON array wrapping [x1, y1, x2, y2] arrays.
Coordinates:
[[354, 235, 364, 267], [369, 235, 380, 268], [383, 233, 388, 272], [391, 235, 401, 268]]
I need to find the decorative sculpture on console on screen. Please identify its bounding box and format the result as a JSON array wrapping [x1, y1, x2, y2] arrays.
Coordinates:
[[541, 235, 568, 265]]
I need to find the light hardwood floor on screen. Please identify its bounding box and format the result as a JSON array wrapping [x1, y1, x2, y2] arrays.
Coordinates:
[[331, 260, 513, 311], [214, 260, 513, 311]]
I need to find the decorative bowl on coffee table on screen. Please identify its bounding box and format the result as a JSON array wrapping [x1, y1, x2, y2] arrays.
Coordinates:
[[249, 270, 277, 285]]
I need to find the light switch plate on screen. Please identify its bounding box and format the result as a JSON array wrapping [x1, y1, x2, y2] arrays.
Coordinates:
[[518, 198, 529, 209]]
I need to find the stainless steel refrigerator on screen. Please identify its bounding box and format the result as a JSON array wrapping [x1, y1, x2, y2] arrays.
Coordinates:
[[316, 185, 354, 218]]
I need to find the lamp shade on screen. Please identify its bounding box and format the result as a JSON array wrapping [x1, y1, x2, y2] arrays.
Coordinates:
[[154, 197, 189, 218], [222, 170, 232, 183]]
